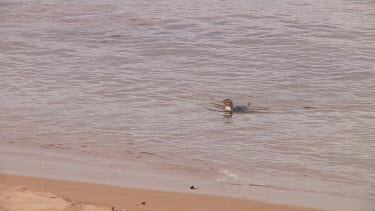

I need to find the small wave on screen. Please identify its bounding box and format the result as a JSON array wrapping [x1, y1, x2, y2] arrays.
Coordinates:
[[216, 170, 240, 181]]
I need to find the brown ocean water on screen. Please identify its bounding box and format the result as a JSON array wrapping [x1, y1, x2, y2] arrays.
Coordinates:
[[1, 0, 375, 210]]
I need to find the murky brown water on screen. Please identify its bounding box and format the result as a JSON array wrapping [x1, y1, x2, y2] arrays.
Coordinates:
[[1, 0, 375, 210]]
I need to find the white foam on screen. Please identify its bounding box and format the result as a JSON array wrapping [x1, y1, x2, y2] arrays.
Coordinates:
[[216, 170, 240, 181]]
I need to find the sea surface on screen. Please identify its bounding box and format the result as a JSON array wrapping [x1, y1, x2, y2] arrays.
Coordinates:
[[1, 0, 375, 210]]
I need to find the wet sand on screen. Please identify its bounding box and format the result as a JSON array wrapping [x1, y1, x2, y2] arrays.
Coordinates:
[[0, 173, 322, 211]]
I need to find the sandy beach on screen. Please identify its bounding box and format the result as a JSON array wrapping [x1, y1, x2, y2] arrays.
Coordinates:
[[0, 173, 322, 211]]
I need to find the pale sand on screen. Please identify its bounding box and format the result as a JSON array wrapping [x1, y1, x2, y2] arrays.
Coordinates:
[[0, 173, 322, 211]]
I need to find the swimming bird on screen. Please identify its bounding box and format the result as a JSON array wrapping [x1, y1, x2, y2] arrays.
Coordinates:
[[222, 99, 251, 114]]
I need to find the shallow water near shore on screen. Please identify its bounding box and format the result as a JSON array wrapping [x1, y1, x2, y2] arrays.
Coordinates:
[[1, 0, 375, 210]]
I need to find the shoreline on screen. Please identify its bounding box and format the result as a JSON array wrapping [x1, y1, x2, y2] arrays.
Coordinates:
[[0, 173, 322, 211], [1, 144, 374, 211]]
